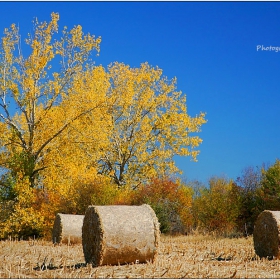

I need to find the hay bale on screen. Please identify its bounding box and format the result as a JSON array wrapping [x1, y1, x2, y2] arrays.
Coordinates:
[[82, 204, 160, 266], [253, 210, 280, 259], [52, 213, 84, 244]]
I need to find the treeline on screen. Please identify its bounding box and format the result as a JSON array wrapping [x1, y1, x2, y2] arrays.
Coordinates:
[[1, 158, 279, 239], [133, 158, 280, 237]]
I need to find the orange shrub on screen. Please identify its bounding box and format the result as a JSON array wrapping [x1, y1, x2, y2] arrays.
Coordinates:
[[132, 177, 193, 234]]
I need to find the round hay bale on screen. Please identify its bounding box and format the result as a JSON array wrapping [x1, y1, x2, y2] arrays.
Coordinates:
[[52, 213, 84, 244], [82, 204, 160, 266], [253, 210, 280, 259]]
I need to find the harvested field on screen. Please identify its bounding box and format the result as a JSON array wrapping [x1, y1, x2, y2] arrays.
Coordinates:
[[1, 234, 280, 278]]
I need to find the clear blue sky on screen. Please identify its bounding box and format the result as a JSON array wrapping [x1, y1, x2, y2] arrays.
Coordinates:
[[1, 1, 280, 185]]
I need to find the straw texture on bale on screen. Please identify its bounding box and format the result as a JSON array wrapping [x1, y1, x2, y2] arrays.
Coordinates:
[[52, 213, 84, 244], [253, 210, 280, 259], [82, 204, 160, 266]]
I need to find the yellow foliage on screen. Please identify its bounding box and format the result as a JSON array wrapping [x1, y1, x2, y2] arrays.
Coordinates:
[[0, 12, 103, 186], [0, 13, 207, 238], [193, 177, 242, 233], [98, 62, 207, 188], [0, 13, 105, 237], [0, 174, 45, 238]]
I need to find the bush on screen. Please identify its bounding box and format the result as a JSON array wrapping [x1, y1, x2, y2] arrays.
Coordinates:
[[192, 176, 242, 234], [132, 177, 193, 234], [1, 205, 44, 239], [0, 174, 45, 239]]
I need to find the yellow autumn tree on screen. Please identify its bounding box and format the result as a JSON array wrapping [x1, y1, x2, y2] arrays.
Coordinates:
[[36, 66, 111, 220], [0, 13, 107, 237], [97, 62, 207, 188], [0, 12, 207, 238], [39, 61, 207, 216]]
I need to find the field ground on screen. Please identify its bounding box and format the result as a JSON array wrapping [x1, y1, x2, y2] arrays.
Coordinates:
[[0, 234, 280, 278]]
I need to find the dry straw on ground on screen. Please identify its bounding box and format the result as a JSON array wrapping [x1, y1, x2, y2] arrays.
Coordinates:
[[2, 234, 280, 278], [82, 204, 160, 267], [52, 213, 84, 245], [253, 210, 280, 259]]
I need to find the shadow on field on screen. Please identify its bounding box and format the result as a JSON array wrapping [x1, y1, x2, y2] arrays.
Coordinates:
[[33, 257, 87, 271]]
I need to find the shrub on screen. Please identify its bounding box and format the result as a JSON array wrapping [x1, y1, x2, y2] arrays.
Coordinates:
[[192, 176, 242, 234], [0, 173, 45, 239], [132, 177, 193, 234]]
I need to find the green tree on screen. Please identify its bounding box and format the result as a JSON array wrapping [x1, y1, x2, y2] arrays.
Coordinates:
[[260, 159, 280, 210]]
